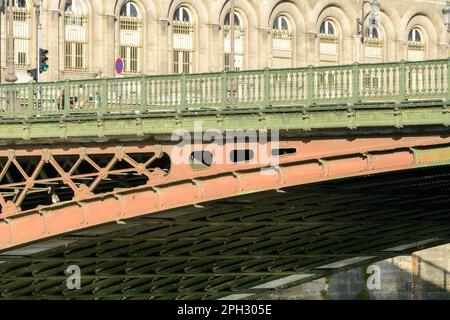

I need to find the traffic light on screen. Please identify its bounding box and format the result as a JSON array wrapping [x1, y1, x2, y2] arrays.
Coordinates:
[[28, 49, 49, 81], [39, 48, 49, 73], [27, 68, 38, 82]]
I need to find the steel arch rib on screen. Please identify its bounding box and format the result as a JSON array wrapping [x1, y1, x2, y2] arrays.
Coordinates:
[[1, 135, 450, 250]]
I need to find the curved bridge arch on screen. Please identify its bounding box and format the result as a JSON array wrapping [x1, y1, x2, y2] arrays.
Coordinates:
[[2, 134, 450, 251]]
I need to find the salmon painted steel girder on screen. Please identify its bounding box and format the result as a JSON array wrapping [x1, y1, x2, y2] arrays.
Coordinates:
[[1, 135, 450, 250]]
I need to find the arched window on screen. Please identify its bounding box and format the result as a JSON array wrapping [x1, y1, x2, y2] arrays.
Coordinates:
[[14, 0, 26, 6], [172, 6, 193, 74], [9, 0, 31, 68], [273, 15, 289, 31], [174, 6, 191, 22], [224, 11, 244, 71], [119, 2, 142, 74], [64, 0, 87, 71], [407, 28, 425, 61], [272, 15, 293, 68], [120, 2, 138, 17], [408, 28, 422, 43], [320, 20, 335, 36], [364, 26, 383, 62], [319, 20, 338, 64]]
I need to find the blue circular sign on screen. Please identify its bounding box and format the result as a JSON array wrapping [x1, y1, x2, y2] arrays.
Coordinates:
[[115, 57, 124, 74]]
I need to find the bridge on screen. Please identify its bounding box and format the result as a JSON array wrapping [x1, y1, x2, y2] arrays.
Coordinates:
[[0, 58, 450, 299]]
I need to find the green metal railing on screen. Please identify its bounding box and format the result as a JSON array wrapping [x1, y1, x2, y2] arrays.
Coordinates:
[[0, 59, 449, 118]]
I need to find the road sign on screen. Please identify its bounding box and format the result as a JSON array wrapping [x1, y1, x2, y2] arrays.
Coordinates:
[[115, 57, 124, 74]]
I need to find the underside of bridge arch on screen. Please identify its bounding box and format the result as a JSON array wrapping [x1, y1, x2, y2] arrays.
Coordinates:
[[0, 164, 449, 299]]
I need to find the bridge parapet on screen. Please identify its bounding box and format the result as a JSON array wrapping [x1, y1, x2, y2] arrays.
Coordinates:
[[0, 59, 449, 118]]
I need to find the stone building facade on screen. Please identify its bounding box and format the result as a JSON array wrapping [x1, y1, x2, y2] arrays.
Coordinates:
[[0, 0, 449, 83]]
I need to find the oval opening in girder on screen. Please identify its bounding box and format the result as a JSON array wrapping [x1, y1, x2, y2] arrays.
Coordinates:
[[190, 151, 213, 169], [230, 149, 254, 163], [271, 148, 297, 156]]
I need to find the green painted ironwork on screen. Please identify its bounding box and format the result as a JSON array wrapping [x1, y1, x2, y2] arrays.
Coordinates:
[[0, 58, 448, 116], [0, 59, 449, 139]]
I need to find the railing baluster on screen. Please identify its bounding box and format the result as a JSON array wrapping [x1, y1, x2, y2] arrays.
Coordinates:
[[387, 66, 391, 96], [64, 80, 70, 115], [258, 73, 264, 102], [352, 63, 360, 104], [215, 76, 219, 105], [447, 58, 450, 101], [158, 79, 162, 106], [435, 63, 439, 94], [221, 71, 227, 109], [100, 79, 107, 115], [140, 76, 147, 113], [333, 70, 336, 99], [415, 65, 419, 95], [251, 73, 256, 103], [377, 66, 381, 97], [27, 83, 34, 117], [201, 78, 205, 105], [345, 68, 350, 99], [427, 64, 432, 95], [264, 68, 270, 109], [297, 72, 302, 101], [371, 67, 375, 97], [306, 66, 313, 107], [399, 60, 406, 101], [148, 79, 153, 107], [166, 78, 170, 106], [181, 73, 187, 112]]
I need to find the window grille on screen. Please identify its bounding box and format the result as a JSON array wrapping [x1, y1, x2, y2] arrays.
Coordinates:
[[224, 12, 244, 71], [173, 50, 192, 74], [272, 16, 292, 69], [407, 28, 425, 61], [64, 2, 87, 71], [319, 20, 338, 64], [9, 4, 31, 68], [173, 8, 193, 74], [119, 3, 142, 74]]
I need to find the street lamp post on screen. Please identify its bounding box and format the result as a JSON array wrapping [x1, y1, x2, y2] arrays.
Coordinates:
[[356, 0, 380, 62], [0, 0, 5, 82], [35, 0, 41, 83], [228, 0, 236, 100], [5, 0, 17, 82]]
